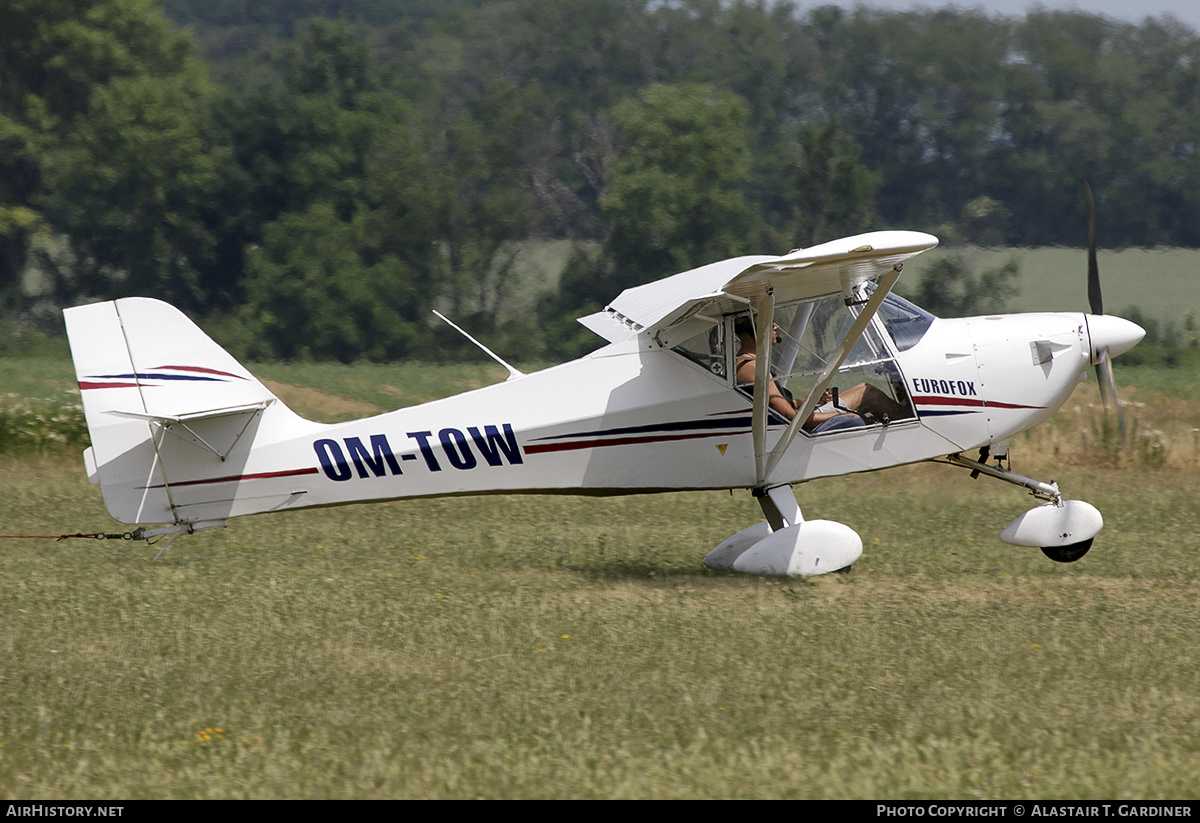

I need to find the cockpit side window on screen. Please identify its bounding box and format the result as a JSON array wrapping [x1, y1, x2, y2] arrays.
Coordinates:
[[670, 322, 726, 378]]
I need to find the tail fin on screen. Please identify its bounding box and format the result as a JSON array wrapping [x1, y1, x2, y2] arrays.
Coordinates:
[[65, 298, 295, 526]]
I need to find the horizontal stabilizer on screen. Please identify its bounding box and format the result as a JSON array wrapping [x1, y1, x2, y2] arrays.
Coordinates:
[[108, 401, 275, 461], [107, 400, 274, 426]]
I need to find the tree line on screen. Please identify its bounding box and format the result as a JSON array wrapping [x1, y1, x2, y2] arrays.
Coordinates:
[[3, 0, 1199, 361]]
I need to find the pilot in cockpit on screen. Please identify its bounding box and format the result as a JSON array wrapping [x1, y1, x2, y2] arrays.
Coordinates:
[[733, 315, 902, 432]]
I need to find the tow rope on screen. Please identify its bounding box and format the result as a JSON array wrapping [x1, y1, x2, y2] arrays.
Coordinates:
[[0, 532, 135, 541]]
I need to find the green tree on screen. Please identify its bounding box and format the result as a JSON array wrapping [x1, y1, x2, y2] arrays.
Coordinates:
[[424, 79, 539, 326], [788, 117, 878, 246], [811, 8, 1017, 233], [219, 20, 383, 227], [240, 203, 426, 362], [219, 20, 446, 360], [210, 18, 414, 310], [601, 83, 756, 290], [650, 1, 817, 230], [0, 0, 223, 308], [38, 71, 226, 306]]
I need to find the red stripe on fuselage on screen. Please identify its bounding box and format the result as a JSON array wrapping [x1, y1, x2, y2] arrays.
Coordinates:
[[139, 467, 319, 490], [524, 430, 740, 454], [912, 395, 1040, 410]]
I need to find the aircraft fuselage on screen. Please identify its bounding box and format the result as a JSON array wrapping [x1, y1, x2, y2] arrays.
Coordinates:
[[118, 308, 1132, 528]]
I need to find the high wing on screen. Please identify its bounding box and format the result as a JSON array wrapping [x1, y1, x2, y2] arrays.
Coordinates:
[[578, 230, 939, 486], [577, 231, 939, 344]]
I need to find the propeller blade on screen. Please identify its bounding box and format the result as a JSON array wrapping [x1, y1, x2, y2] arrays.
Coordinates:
[[1081, 180, 1128, 445], [1081, 180, 1103, 315], [1095, 349, 1127, 443]]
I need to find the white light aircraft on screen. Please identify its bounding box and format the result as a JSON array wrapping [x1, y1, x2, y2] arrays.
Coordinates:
[[63, 228, 1144, 575]]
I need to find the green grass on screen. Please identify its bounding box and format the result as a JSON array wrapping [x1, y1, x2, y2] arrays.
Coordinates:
[[0, 355, 79, 398], [1, 459, 1197, 798], [0, 356, 89, 454], [1111, 355, 1200, 399], [1, 353, 1198, 798]]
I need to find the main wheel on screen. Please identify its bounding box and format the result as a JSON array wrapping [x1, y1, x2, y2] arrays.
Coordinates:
[[1040, 539, 1094, 563]]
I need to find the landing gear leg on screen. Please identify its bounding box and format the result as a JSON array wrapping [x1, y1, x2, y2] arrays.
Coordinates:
[[945, 452, 1062, 503], [754, 484, 802, 530]]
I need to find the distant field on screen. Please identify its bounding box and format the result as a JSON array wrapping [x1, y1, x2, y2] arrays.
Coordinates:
[[437, 238, 583, 324], [1, 353, 1198, 798], [894, 246, 1200, 330], [480, 242, 1200, 331]]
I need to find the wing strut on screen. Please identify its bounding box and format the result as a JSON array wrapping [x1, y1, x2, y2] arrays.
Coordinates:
[[751, 290, 775, 484], [762, 265, 904, 484]]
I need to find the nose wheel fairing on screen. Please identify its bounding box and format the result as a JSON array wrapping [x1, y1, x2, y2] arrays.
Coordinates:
[[998, 499, 1103, 552]]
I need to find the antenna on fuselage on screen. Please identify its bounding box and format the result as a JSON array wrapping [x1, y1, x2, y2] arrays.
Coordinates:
[[432, 310, 525, 381]]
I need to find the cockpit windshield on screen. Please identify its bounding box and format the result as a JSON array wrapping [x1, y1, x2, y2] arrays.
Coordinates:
[[871, 287, 935, 352]]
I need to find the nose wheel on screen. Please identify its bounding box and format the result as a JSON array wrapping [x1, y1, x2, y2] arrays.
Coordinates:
[[1040, 539, 1093, 563], [942, 453, 1104, 563]]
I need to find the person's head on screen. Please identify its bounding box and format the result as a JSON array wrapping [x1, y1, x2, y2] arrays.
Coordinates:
[[734, 315, 779, 344]]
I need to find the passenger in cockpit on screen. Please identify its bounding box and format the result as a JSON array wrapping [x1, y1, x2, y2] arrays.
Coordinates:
[[733, 316, 900, 431], [733, 316, 808, 422]]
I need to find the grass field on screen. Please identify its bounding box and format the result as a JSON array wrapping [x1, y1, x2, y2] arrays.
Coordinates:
[[1, 355, 1198, 798]]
